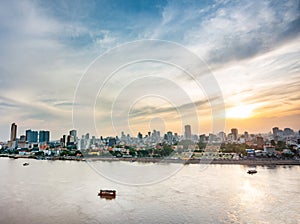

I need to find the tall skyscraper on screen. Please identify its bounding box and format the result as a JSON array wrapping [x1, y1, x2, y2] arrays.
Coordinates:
[[26, 129, 38, 143], [231, 128, 238, 141], [61, 135, 66, 146], [39, 130, 50, 143], [10, 123, 17, 141], [69, 129, 77, 144], [69, 130, 77, 139], [184, 125, 192, 140]]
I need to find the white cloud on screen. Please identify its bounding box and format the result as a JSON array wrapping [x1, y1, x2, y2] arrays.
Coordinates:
[[0, 0, 299, 139]]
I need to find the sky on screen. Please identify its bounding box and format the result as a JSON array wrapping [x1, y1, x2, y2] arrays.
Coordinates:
[[0, 0, 299, 141]]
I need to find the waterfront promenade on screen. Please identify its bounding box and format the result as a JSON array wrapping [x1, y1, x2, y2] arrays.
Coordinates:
[[1, 154, 299, 166]]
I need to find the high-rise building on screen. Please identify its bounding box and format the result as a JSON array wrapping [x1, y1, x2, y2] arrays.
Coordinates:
[[61, 135, 66, 146], [231, 128, 238, 141], [10, 123, 17, 141], [184, 125, 192, 140], [166, 131, 173, 144], [108, 137, 116, 146], [26, 129, 38, 143], [137, 132, 143, 139], [199, 134, 206, 142], [39, 130, 50, 143], [67, 135, 74, 146], [272, 127, 279, 136], [283, 128, 294, 136], [218, 131, 226, 142], [70, 130, 77, 140]]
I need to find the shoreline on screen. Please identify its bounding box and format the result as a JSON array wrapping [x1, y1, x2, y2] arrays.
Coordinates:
[[1, 154, 300, 166]]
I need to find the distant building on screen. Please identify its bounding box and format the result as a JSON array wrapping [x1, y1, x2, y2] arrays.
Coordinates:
[[257, 136, 264, 148], [272, 127, 279, 137], [67, 135, 75, 146], [137, 132, 143, 139], [108, 137, 116, 147], [60, 135, 66, 146], [244, 131, 249, 140], [70, 129, 77, 137], [69, 130, 77, 142], [218, 132, 226, 142], [26, 129, 38, 143], [184, 125, 192, 140], [39, 130, 50, 143], [283, 128, 294, 136], [10, 123, 17, 141], [263, 145, 276, 155], [231, 128, 238, 141], [167, 131, 173, 144], [208, 133, 217, 143], [199, 134, 207, 142]]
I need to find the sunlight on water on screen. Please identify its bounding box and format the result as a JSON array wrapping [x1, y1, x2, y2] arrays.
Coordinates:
[[241, 180, 263, 202], [0, 159, 299, 224]]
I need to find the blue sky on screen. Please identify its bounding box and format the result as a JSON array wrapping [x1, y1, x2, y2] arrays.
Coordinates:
[[0, 0, 299, 140]]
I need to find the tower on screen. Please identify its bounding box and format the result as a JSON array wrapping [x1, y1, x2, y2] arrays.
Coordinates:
[[184, 125, 192, 140], [69, 130, 77, 144], [69, 130, 77, 139], [10, 123, 17, 141]]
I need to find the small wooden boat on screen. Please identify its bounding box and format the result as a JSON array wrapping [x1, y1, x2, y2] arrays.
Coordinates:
[[247, 170, 257, 174], [23, 162, 29, 166], [98, 190, 116, 199]]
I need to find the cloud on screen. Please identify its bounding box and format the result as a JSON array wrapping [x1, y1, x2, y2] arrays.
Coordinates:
[[0, 0, 299, 139], [155, 0, 300, 65]]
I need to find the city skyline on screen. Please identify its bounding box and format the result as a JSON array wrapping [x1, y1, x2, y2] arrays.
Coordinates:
[[1, 121, 299, 143], [0, 1, 299, 140]]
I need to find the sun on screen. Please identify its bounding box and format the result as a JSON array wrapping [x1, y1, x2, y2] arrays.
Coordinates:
[[227, 105, 256, 119]]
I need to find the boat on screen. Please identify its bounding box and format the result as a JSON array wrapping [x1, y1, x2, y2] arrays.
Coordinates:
[[98, 190, 116, 199], [23, 162, 29, 166], [247, 169, 257, 174]]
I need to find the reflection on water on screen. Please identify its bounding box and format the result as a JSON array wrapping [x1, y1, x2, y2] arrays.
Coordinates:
[[241, 180, 261, 202], [0, 158, 299, 224]]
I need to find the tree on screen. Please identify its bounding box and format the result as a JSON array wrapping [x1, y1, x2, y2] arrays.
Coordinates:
[[277, 141, 286, 150], [198, 142, 207, 149], [271, 140, 276, 146]]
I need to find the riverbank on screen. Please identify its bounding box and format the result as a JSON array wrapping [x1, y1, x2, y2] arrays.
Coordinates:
[[1, 154, 300, 166]]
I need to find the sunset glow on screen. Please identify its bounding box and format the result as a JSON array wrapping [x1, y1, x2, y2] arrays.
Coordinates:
[[0, 0, 299, 139], [227, 105, 257, 119]]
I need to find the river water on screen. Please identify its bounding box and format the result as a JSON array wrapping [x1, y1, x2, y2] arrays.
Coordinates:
[[0, 158, 299, 224]]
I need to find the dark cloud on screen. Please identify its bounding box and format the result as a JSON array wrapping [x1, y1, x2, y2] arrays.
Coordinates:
[[129, 97, 219, 118]]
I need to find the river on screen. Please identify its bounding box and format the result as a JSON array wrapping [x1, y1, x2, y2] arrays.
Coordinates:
[[0, 158, 299, 224]]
